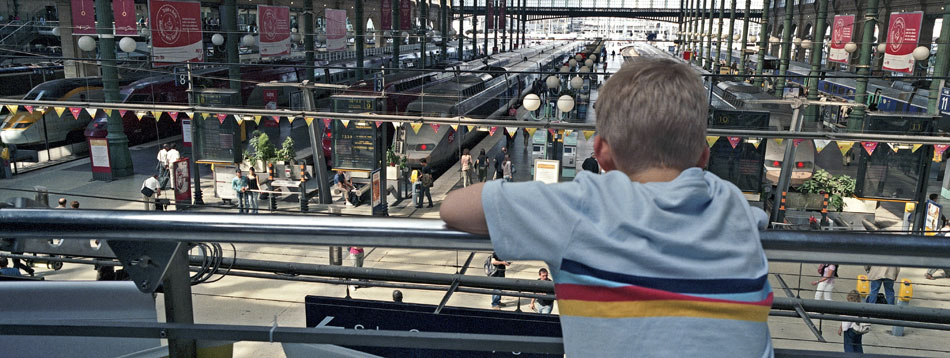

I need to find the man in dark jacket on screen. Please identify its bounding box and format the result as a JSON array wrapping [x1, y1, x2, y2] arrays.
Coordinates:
[[581, 153, 600, 173]]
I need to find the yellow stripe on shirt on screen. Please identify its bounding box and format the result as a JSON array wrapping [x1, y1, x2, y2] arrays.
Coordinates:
[[558, 299, 771, 322]]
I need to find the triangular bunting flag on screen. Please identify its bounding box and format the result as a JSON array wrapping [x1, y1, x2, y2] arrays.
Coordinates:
[[466, 125, 474, 132], [103, 109, 113, 117], [727, 137, 741, 148], [489, 127, 498, 136], [85, 108, 97, 117], [69, 107, 83, 119], [450, 124, 458, 131], [375, 121, 383, 128], [119, 110, 128, 118], [814, 139, 831, 153], [323, 118, 332, 128], [340, 119, 350, 128], [913, 144, 923, 152], [564, 129, 573, 137], [526, 128, 538, 137], [706, 136, 718, 147], [287, 117, 295, 123], [935, 145, 950, 162], [861, 142, 878, 156], [793, 139, 804, 147], [548, 128, 556, 136], [837, 141, 854, 156], [168, 112, 179, 122], [24, 105, 33, 114], [272, 116, 281, 122], [216, 113, 227, 124], [184, 111, 193, 119], [134, 111, 145, 121], [431, 123, 440, 133], [888, 143, 900, 152], [750, 138, 762, 149], [234, 116, 244, 125], [582, 130, 595, 140], [410, 123, 423, 134], [392, 121, 402, 128], [54, 107, 66, 117], [774, 138, 784, 146], [5, 105, 17, 114], [254, 115, 262, 124], [305, 117, 314, 126], [506, 127, 518, 137], [151, 111, 163, 121]]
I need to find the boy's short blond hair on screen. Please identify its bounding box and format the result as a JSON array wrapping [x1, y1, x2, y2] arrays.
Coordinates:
[[594, 57, 708, 173]]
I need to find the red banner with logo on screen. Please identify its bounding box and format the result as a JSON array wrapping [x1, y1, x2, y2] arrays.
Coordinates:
[[258, 5, 290, 57], [400, 0, 411, 30], [150, 0, 203, 66], [113, 0, 137, 35], [381, 0, 391, 30], [326, 9, 347, 52], [499, 0, 506, 30], [883, 11, 924, 73], [828, 15, 854, 64], [172, 158, 191, 204], [487, 0, 494, 30], [263, 89, 278, 109], [71, 0, 96, 35]]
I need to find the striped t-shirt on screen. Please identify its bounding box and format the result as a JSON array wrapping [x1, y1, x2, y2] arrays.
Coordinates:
[[482, 168, 773, 357]]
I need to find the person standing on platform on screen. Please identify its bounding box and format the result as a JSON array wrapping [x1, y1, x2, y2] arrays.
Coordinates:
[[812, 264, 836, 301], [141, 174, 161, 211], [232, 169, 249, 213], [838, 290, 868, 353], [502, 154, 513, 182], [417, 159, 434, 208], [56, 198, 67, 208], [349, 246, 366, 289], [70, 201, 80, 209], [335, 171, 355, 205], [530, 268, 554, 314], [246, 167, 260, 214], [581, 153, 600, 173], [164, 144, 180, 190], [0, 258, 21, 276], [441, 58, 774, 357], [476, 149, 489, 183], [866, 266, 899, 305], [493, 146, 507, 180], [461, 148, 474, 187], [489, 252, 510, 309], [156, 144, 169, 177]]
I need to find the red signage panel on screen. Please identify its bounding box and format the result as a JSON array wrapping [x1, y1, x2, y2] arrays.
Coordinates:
[[71, 0, 96, 35], [172, 158, 191, 204], [828, 15, 854, 64], [326, 9, 347, 52], [499, 0, 506, 30], [380, 0, 391, 30], [400, 0, 411, 31], [149, 0, 204, 66], [883, 11, 924, 74], [486, 0, 494, 30], [113, 0, 138, 36], [258, 5, 290, 57]]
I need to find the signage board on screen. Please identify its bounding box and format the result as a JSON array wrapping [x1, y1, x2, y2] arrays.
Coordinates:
[[172, 157, 191, 204], [828, 15, 854, 64], [380, 0, 391, 30], [212, 163, 237, 200], [498, 0, 506, 29], [940, 87, 950, 116], [331, 96, 385, 170], [195, 90, 241, 163], [486, 0, 494, 30], [326, 9, 347, 52], [113, 0, 138, 36], [925, 200, 942, 236], [883, 12, 924, 73], [304, 296, 561, 357], [149, 0, 204, 66], [257, 5, 291, 57], [400, 0, 411, 30], [371, 168, 382, 207], [71, 0, 96, 35], [88, 138, 111, 172], [534, 159, 560, 184]]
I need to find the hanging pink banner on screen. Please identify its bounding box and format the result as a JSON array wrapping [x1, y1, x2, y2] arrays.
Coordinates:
[[381, 0, 392, 30], [828, 15, 854, 64], [326, 9, 347, 52], [883, 11, 924, 74], [486, 0, 494, 30], [71, 0, 96, 35], [258, 5, 291, 57], [113, 0, 137, 35], [727, 137, 741, 148], [499, 0, 506, 30], [862, 142, 879, 156], [431, 123, 440, 133], [150, 0, 203, 66], [400, 0, 411, 30]]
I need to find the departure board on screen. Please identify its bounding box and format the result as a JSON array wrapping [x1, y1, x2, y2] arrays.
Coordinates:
[[331, 96, 385, 170], [195, 89, 241, 163]]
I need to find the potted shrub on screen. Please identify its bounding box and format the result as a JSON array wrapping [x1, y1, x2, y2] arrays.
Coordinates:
[[795, 169, 856, 211], [244, 131, 276, 171]]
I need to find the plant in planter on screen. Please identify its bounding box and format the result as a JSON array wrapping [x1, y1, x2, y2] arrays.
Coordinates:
[[244, 131, 277, 170], [387, 148, 407, 169], [798, 169, 856, 211], [275, 137, 296, 164]]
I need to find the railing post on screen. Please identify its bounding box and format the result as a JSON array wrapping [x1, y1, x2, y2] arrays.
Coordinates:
[[162, 244, 197, 357]]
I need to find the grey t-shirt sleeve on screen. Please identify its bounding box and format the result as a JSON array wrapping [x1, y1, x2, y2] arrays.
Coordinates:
[[481, 180, 586, 268]]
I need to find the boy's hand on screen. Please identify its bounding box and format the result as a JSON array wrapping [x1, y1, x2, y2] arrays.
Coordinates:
[[440, 183, 489, 235]]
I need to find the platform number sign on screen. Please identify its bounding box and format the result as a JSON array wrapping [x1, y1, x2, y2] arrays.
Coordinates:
[[174, 68, 189, 87], [940, 87, 950, 115]]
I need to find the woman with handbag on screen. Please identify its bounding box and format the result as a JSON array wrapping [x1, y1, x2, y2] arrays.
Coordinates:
[[246, 167, 261, 214]]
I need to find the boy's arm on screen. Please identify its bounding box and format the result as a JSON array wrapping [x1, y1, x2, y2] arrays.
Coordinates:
[[440, 183, 489, 236]]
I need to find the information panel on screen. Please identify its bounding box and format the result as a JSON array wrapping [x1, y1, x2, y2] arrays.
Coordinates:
[[331, 96, 384, 170], [707, 109, 770, 192], [70, 0, 96, 35], [855, 114, 934, 200], [326, 9, 347, 52], [304, 296, 561, 357], [195, 90, 241, 163], [113, 0, 138, 35]]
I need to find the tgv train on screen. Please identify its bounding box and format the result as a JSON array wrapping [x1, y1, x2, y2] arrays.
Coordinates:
[[401, 42, 576, 171], [0, 78, 106, 146]]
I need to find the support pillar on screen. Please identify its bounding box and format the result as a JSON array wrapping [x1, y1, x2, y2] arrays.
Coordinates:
[[701, 0, 709, 68], [521, 0, 526, 47], [774, 0, 794, 97], [691, 0, 699, 65], [162, 245, 197, 357], [95, 0, 133, 177], [726, 0, 736, 70], [848, 0, 880, 130], [753, 0, 770, 87], [356, 0, 365, 80], [739, 0, 751, 74], [304, 0, 315, 82], [392, 0, 400, 70], [493, 0, 498, 54], [928, 0, 950, 115], [804, 0, 828, 125], [222, 0, 241, 99], [440, 0, 447, 62], [472, 6, 478, 58], [714, 0, 725, 73], [458, 0, 464, 60], [421, 0, 428, 68]]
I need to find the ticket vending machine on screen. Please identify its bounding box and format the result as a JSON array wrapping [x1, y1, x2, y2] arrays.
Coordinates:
[[561, 131, 578, 179], [530, 130, 548, 176]]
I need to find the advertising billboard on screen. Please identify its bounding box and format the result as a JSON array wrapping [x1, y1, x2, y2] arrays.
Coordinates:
[[258, 5, 291, 57], [883, 12, 924, 73], [828, 15, 854, 64], [149, 0, 204, 66]]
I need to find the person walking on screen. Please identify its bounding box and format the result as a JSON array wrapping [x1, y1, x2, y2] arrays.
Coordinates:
[[812, 263, 836, 301], [70, 201, 80, 209], [582, 153, 600, 173], [417, 159, 434, 208], [141, 174, 161, 211], [493, 146, 508, 180], [476, 149, 489, 183], [489, 252, 510, 309], [502, 154, 513, 182], [232, 169, 249, 213], [246, 167, 260, 214], [460, 148, 474, 187], [56, 198, 67, 208], [866, 266, 900, 305], [349, 246, 366, 289], [163, 144, 180, 190], [530, 268, 554, 314], [838, 290, 868, 353], [156, 144, 169, 177]]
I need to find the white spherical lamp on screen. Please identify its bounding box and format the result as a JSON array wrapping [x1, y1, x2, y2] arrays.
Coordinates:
[[580, 65, 590, 73], [913, 46, 931, 61], [118, 37, 137, 53], [877, 43, 887, 53], [844, 42, 858, 53], [570, 75, 583, 90], [77, 35, 97, 52], [584, 59, 593, 67], [801, 39, 813, 49], [559, 65, 570, 73], [733, 34, 741, 41], [749, 35, 758, 43], [211, 34, 225, 46], [569, 58, 577, 67], [242, 34, 256, 47], [523, 94, 541, 111], [575, 54, 583, 61], [545, 75, 560, 89], [769, 36, 780, 44], [51, 27, 60, 37], [556, 95, 575, 113], [792, 37, 802, 46]]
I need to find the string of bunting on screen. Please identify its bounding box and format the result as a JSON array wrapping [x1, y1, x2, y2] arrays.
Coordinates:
[[705, 136, 950, 162]]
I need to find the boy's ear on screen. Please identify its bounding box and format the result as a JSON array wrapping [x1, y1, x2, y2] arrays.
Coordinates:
[[696, 145, 710, 169], [594, 136, 616, 172]]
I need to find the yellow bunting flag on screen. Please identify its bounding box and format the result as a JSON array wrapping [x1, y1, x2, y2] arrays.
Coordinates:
[[564, 129, 573, 137], [526, 128, 538, 137], [340, 119, 350, 128], [103, 109, 113, 117], [134, 111, 146, 121], [582, 130, 595, 140], [706, 136, 719, 147], [410, 123, 423, 134], [184, 112, 194, 119], [888, 143, 900, 153], [5, 105, 17, 114], [287, 117, 296, 123], [749, 138, 762, 149], [913, 144, 923, 152], [151, 111, 163, 120], [450, 124, 458, 131], [85, 108, 97, 117], [53, 107, 66, 117], [774, 138, 783, 146], [305, 117, 314, 126], [234, 116, 244, 125], [253, 115, 262, 124], [837, 141, 854, 156], [466, 125, 474, 132], [506, 127, 518, 137]]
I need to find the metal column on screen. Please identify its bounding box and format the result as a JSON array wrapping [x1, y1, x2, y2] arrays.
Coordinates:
[[392, 0, 401, 70], [927, 0, 950, 114], [714, 0, 725, 73], [458, 0, 464, 60], [162, 245, 197, 357], [726, 0, 736, 70], [739, 0, 751, 75], [484, 0, 489, 56], [803, 0, 828, 125], [774, 0, 794, 96], [701, 0, 709, 68], [493, 0, 498, 54], [356, 0, 365, 81], [421, 0, 428, 68], [95, 0, 133, 177], [752, 0, 770, 87], [771, 101, 804, 223], [472, 4, 478, 58], [847, 0, 880, 131], [441, 0, 448, 62], [222, 0, 241, 101], [304, 0, 315, 83]]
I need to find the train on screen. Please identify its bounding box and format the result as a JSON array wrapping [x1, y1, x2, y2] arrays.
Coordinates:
[[0, 78, 107, 146]]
